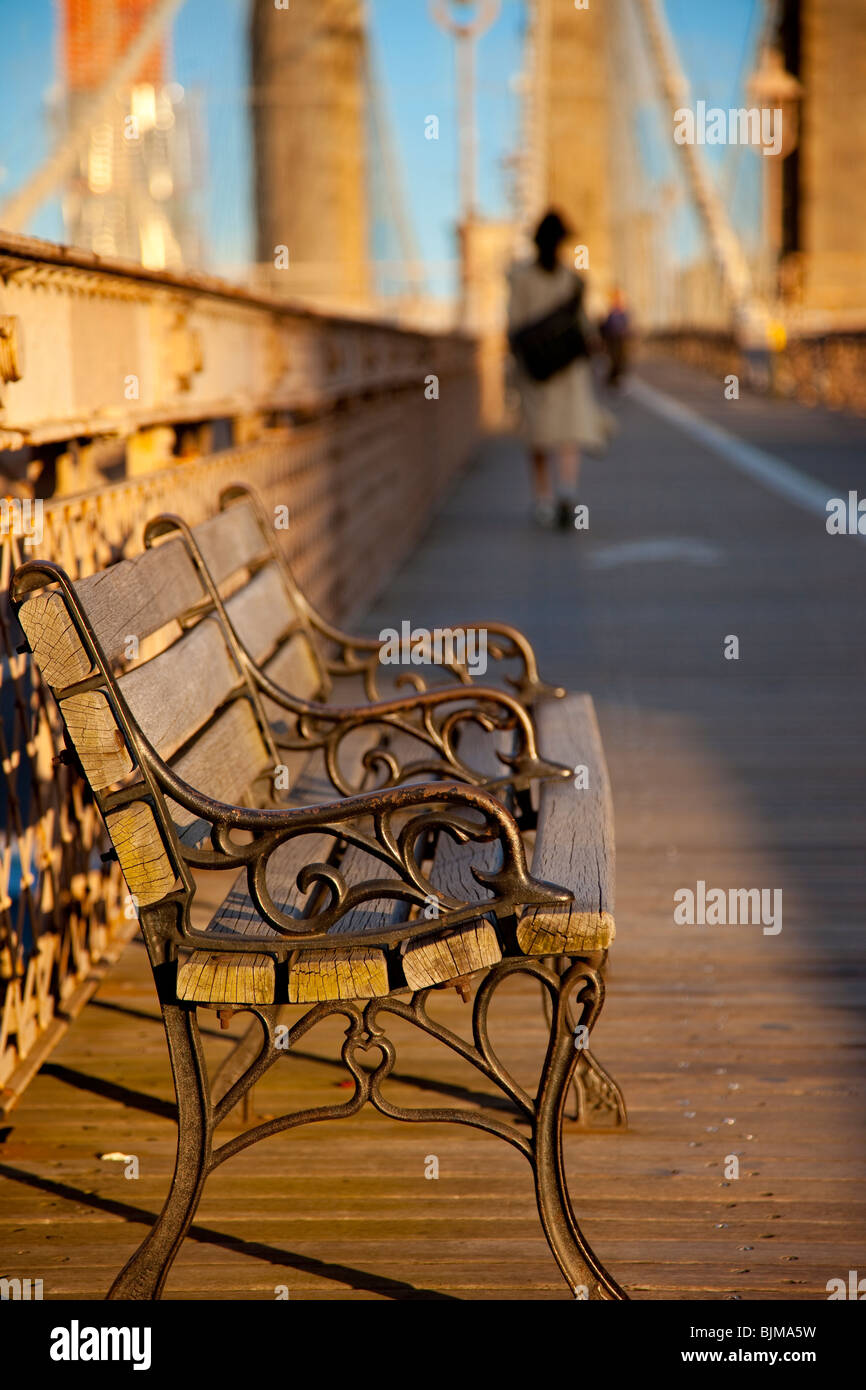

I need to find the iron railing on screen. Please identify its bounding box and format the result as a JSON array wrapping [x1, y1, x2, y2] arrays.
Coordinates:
[[0, 236, 480, 1104]]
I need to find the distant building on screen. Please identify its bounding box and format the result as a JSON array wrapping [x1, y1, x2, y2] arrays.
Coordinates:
[[60, 0, 202, 270]]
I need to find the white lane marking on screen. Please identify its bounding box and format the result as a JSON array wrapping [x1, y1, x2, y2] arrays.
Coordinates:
[[627, 377, 863, 540], [587, 537, 725, 569]]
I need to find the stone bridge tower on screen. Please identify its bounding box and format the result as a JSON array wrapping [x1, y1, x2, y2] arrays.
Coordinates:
[[250, 0, 371, 311]]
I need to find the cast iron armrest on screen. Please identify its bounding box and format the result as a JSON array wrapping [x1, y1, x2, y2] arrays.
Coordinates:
[[305, 610, 566, 705], [246, 661, 572, 796], [212, 484, 563, 704], [145, 747, 573, 953]]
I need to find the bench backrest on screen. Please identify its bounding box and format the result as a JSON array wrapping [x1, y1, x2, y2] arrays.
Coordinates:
[[189, 495, 326, 710], [15, 541, 277, 907]]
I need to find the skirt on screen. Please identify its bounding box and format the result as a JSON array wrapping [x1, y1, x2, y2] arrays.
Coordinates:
[[517, 357, 615, 452]]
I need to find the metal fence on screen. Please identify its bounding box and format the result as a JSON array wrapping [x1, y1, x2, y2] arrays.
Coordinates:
[[0, 244, 479, 1103], [645, 330, 866, 414]]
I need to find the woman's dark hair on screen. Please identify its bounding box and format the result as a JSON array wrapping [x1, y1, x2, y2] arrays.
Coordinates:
[[533, 210, 569, 272]]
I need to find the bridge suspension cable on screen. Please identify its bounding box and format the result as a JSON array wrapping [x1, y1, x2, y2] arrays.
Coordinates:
[[632, 0, 767, 340]]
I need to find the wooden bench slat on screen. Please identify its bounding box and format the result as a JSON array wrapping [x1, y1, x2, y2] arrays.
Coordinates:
[[105, 801, 177, 908], [288, 949, 389, 1003], [18, 591, 93, 689], [74, 538, 205, 665], [517, 693, 615, 955], [193, 502, 269, 587], [263, 635, 323, 710], [331, 844, 410, 936], [169, 699, 272, 848], [223, 563, 298, 663], [119, 617, 241, 761], [60, 690, 134, 790], [405, 721, 508, 987], [176, 951, 275, 1005], [402, 924, 501, 991]]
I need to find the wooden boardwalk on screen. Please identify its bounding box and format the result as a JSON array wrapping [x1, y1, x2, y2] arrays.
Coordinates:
[[2, 357, 865, 1299]]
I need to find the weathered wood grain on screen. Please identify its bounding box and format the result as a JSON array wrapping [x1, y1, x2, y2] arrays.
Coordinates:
[[59, 691, 133, 790], [288, 948, 389, 1002], [74, 539, 205, 665], [193, 501, 269, 587], [18, 591, 92, 689], [119, 617, 241, 760], [331, 842, 410, 936], [177, 951, 275, 1006], [104, 800, 176, 906], [518, 694, 615, 955], [402, 922, 501, 990], [168, 699, 272, 848]]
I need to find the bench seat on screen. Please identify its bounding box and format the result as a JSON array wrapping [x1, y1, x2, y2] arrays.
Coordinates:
[[175, 692, 615, 1006]]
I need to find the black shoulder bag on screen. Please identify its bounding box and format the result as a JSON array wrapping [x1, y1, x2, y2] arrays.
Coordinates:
[[509, 281, 590, 383]]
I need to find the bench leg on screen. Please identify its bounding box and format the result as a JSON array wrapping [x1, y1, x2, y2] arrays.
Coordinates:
[[534, 961, 628, 1300], [107, 1004, 211, 1300], [539, 959, 628, 1128], [101, 969, 625, 1301], [575, 1049, 628, 1127]]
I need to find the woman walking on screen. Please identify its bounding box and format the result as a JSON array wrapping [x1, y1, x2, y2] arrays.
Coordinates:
[[507, 210, 613, 528]]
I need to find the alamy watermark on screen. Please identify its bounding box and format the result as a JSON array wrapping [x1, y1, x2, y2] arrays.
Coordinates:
[[826, 492, 866, 535], [1, 1276, 43, 1300], [49, 1321, 151, 1370], [826, 1270, 866, 1299], [674, 881, 782, 935], [0, 497, 43, 547], [379, 620, 487, 677], [674, 101, 783, 157]]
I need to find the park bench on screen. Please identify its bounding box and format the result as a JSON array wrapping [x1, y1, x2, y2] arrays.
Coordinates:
[[11, 487, 626, 1302]]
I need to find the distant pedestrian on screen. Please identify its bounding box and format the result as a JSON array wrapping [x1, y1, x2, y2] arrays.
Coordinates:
[[599, 288, 631, 389], [507, 210, 613, 529]]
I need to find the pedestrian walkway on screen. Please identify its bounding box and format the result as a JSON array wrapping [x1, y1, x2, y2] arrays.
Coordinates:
[[1, 357, 864, 1299]]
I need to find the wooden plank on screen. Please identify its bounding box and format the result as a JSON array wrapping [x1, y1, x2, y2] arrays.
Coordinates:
[[168, 699, 272, 848], [74, 538, 204, 665], [263, 635, 323, 706], [59, 691, 134, 790], [104, 800, 176, 906], [176, 951, 275, 1006], [406, 721, 507, 987], [18, 590, 92, 689], [119, 616, 240, 760], [403, 923, 501, 991], [331, 842, 410, 936], [193, 502, 269, 587], [223, 563, 298, 663], [288, 948, 389, 1002], [517, 694, 616, 955]]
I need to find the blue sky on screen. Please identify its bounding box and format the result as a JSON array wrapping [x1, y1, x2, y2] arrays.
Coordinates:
[[0, 0, 760, 290]]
